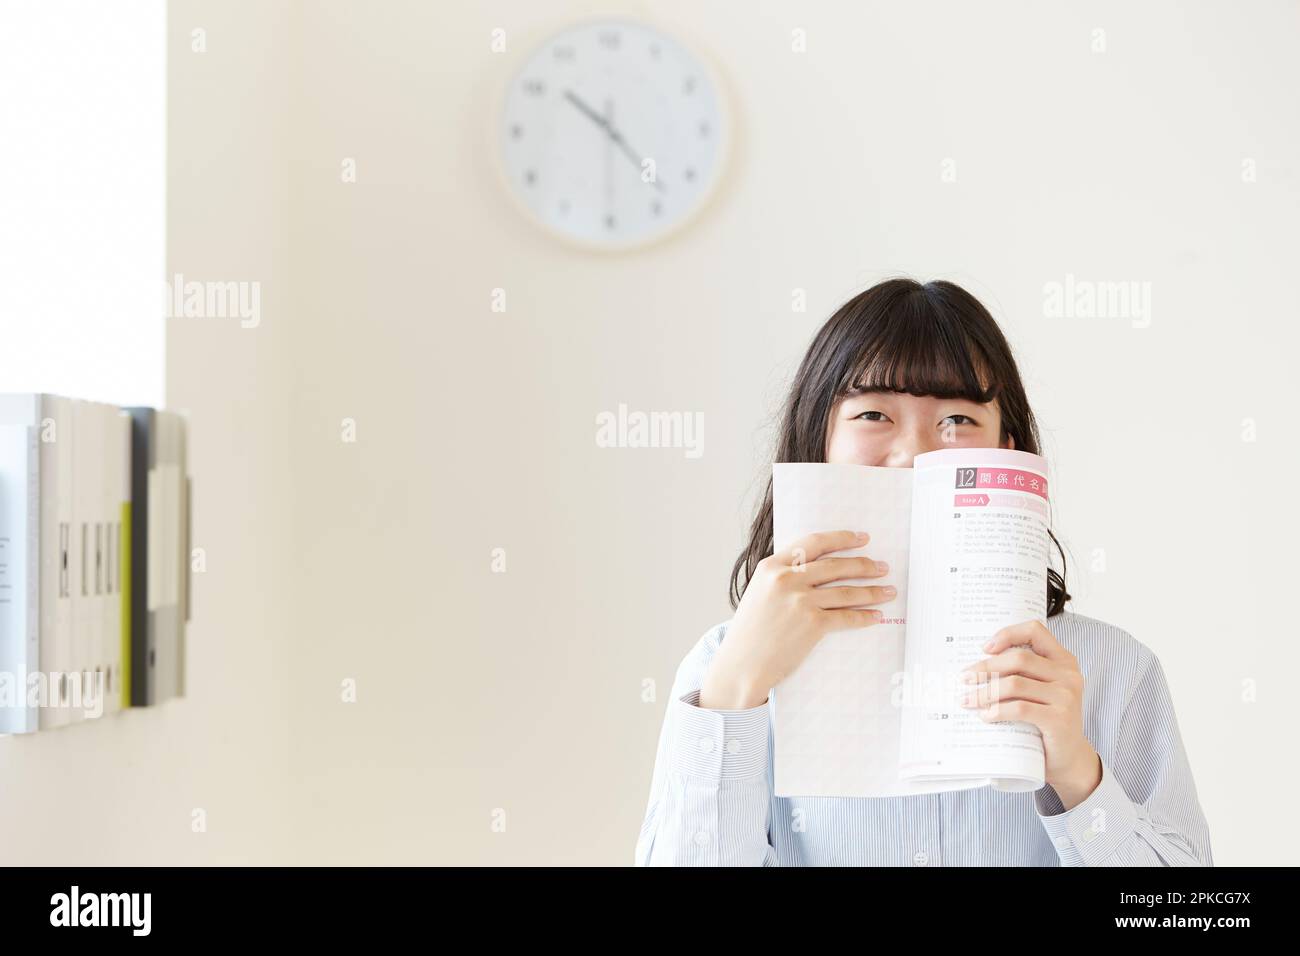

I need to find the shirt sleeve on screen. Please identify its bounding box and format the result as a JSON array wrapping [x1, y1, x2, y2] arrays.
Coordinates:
[[1033, 651, 1213, 866], [634, 623, 779, 866]]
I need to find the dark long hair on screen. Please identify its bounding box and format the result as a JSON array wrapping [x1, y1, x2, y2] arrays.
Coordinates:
[[729, 277, 1071, 617]]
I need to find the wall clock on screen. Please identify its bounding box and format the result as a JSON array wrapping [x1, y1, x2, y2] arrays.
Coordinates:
[[498, 18, 729, 251]]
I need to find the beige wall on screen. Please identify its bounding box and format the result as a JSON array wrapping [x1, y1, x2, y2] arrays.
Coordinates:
[[275, 0, 1299, 865], [5, 0, 1291, 865]]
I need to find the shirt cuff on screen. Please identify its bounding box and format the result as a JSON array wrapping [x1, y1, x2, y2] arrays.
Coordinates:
[[668, 689, 770, 780], [1034, 756, 1139, 866]]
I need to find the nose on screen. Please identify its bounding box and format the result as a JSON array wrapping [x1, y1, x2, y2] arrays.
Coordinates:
[[884, 426, 936, 468]]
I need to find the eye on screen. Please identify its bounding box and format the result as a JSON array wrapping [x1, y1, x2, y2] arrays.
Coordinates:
[[942, 414, 978, 426], [853, 410, 890, 422]]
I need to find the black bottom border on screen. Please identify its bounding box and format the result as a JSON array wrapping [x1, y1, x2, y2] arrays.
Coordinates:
[[4, 865, 1291, 939]]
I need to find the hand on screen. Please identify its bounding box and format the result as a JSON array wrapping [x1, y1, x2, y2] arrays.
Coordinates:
[[700, 530, 895, 710], [562, 88, 666, 191], [959, 619, 1102, 810]]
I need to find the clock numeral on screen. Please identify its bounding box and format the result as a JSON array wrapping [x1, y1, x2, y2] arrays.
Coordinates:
[[683, 75, 696, 95], [522, 78, 546, 96], [598, 30, 621, 50], [553, 45, 575, 61]]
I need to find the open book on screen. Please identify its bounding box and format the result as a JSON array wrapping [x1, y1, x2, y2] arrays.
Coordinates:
[[771, 448, 1051, 798]]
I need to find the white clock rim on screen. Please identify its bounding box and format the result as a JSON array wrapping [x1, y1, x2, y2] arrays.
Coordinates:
[[489, 14, 733, 254]]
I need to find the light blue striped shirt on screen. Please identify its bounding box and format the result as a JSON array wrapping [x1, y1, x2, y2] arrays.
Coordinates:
[[635, 611, 1213, 866]]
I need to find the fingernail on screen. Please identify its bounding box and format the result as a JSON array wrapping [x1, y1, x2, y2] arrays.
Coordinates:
[[856, 532, 870, 541], [876, 561, 890, 573], [882, 586, 896, 596], [982, 639, 996, 651]]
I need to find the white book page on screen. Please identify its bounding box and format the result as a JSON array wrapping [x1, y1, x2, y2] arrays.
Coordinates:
[[771, 463, 986, 798], [899, 448, 1050, 792]]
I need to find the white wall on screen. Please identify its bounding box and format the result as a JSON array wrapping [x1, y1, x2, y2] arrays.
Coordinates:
[[5, 0, 1294, 865]]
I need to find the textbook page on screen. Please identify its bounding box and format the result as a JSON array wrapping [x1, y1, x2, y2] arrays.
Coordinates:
[[771, 463, 986, 798], [899, 448, 1050, 793]]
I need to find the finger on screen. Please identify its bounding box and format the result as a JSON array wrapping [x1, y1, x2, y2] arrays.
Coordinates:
[[961, 648, 1059, 682], [812, 584, 897, 610], [778, 530, 869, 566], [803, 555, 889, 586], [981, 619, 1071, 663], [975, 698, 1052, 727], [822, 607, 884, 630], [959, 674, 1062, 709]]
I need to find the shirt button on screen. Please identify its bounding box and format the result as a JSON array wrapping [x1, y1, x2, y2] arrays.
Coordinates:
[[694, 830, 712, 847], [725, 738, 742, 755], [912, 850, 929, 866], [697, 737, 715, 754], [1053, 836, 1071, 851]]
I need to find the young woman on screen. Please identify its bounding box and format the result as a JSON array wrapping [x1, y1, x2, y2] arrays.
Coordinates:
[[634, 278, 1212, 866]]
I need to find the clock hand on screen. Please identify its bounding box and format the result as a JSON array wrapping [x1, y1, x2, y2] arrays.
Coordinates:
[[563, 88, 605, 128], [563, 88, 667, 192], [564, 89, 644, 168], [604, 98, 614, 228]]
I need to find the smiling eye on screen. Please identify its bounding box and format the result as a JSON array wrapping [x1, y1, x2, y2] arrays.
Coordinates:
[[942, 414, 977, 426], [853, 410, 889, 422]]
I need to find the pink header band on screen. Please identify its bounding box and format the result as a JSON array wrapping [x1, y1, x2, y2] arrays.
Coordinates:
[[914, 447, 1049, 501]]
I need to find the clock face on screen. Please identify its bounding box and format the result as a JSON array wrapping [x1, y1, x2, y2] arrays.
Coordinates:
[[499, 19, 727, 250]]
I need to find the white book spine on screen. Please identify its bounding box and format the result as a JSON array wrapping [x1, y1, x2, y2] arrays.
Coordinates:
[[44, 395, 74, 729], [0, 425, 40, 734]]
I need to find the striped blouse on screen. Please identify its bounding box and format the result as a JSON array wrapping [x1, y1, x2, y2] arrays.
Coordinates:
[[634, 611, 1213, 866]]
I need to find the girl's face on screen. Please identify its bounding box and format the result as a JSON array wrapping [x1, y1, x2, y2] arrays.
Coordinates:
[[825, 388, 1013, 467]]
